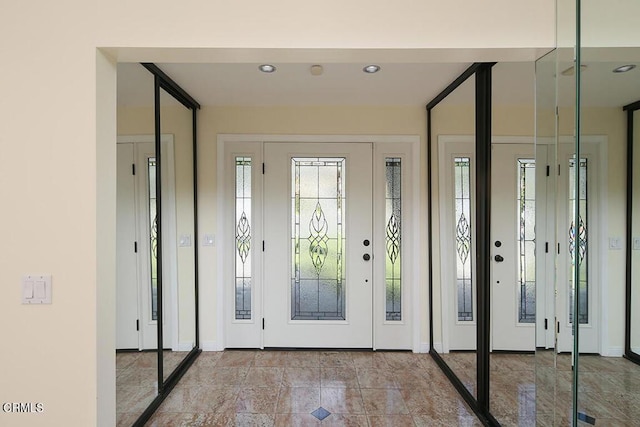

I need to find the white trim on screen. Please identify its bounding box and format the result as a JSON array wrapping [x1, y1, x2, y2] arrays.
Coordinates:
[[116, 135, 178, 351], [201, 341, 223, 351], [216, 139, 225, 350], [412, 141, 422, 353], [218, 134, 419, 144], [177, 341, 195, 352], [438, 135, 558, 146], [419, 342, 430, 353], [594, 136, 609, 357], [433, 342, 444, 353], [218, 134, 421, 350], [601, 347, 624, 357]]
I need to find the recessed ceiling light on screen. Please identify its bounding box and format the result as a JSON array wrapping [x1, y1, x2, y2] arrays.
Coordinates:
[[363, 64, 381, 74], [613, 64, 636, 73], [258, 64, 276, 73]]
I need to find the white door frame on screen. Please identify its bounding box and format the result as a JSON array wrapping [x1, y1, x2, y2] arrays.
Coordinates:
[[216, 134, 422, 352], [556, 135, 608, 355], [116, 135, 179, 350]]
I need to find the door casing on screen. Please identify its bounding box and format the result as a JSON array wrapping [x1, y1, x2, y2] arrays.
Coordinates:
[[116, 135, 178, 350], [217, 134, 422, 351]]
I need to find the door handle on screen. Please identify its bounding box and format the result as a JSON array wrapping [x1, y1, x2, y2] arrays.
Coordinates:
[[363, 253, 371, 261], [494, 254, 504, 262]]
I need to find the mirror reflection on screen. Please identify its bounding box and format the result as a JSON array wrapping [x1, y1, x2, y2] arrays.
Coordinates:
[[115, 64, 200, 426], [534, 48, 563, 426], [432, 72, 477, 397], [574, 48, 640, 425], [115, 63, 159, 425], [159, 87, 197, 379], [488, 62, 537, 424]]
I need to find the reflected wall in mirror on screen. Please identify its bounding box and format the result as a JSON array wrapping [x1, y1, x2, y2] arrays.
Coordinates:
[[115, 63, 159, 426], [489, 61, 537, 425], [159, 86, 197, 380], [534, 48, 564, 427], [575, 48, 640, 425], [115, 63, 200, 426], [433, 70, 478, 398]]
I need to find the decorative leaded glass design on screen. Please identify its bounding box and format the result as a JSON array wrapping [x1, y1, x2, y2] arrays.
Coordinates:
[[235, 157, 252, 320], [455, 157, 473, 322], [148, 157, 158, 321], [517, 159, 536, 323], [569, 158, 588, 324], [291, 157, 346, 320], [385, 158, 402, 321]]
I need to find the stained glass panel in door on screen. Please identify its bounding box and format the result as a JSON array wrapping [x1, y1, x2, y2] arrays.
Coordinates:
[[291, 157, 346, 320], [517, 158, 536, 323]]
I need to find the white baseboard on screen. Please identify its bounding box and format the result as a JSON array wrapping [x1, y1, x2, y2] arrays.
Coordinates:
[[433, 342, 444, 353], [176, 341, 194, 352], [632, 346, 640, 354], [601, 346, 624, 357], [418, 342, 430, 353], [201, 341, 223, 351]]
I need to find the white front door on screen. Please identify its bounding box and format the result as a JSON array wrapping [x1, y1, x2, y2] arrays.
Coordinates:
[[491, 143, 536, 351], [263, 143, 373, 348]]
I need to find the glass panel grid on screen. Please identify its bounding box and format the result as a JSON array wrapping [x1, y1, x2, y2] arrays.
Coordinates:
[[148, 157, 158, 321], [385, 158, 402, 321], [235, 157, 252, 320], [291, 158, 346, 320], [454, 157, 473, 322], [569, 158, 589, 324], [517, 159, 536, 323]]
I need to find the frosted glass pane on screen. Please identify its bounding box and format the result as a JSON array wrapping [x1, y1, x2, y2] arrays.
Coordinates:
[[568, 158, 589, 324], [291, 157, 346, 320], [147, 158, 158, 321], [454, 157, 473, 322], [517, 158, 536, 323], [385, 158, 402, 321], [235, 157, 252, 319]]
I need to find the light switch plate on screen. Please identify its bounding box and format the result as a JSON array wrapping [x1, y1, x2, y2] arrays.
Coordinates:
[[203, 234, 215, 246], [609, 237, 622, 250], [634, 237, 640, 250], [22, 275, 52, 304], [179, 234, 192, 247]]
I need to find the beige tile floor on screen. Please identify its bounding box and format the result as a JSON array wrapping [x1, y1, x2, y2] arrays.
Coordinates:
[[118, 350, 640, 426], [442, 351, 640, 427], [116, 350, 190, 426], [135, 350, 482, 427]]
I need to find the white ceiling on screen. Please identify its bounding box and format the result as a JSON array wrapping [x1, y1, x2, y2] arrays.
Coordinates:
[[116, 59, 639, 109]]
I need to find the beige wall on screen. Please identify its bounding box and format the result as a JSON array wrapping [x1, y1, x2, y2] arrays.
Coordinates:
[[17, 0, 640, 425]]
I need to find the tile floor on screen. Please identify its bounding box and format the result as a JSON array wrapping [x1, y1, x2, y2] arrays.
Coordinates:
[[116, 350, 189, 426], [118, 350, 640, 426], [134, 350, 482, 427]]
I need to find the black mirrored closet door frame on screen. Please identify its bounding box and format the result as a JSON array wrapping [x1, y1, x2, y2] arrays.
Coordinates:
[[625, 99, 640, 366], [132, 63, 202, 427], [426, 62, 500, 426]]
